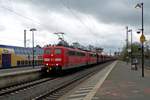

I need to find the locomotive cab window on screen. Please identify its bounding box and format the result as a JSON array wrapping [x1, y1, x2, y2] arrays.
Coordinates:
[[68, 50, 75, 56], [44, 49, 51, 54], [55, 48, 61, 54]]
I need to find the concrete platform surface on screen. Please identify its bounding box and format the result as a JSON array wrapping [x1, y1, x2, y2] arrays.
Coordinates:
[[58, 61, 117, 100], [58, 61, 150, 100], [93, 61, 150, 100], [0, 66, 41, 77], [0, 66, 42, 89]]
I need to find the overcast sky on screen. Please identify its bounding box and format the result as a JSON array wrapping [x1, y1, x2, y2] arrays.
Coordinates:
[[0, 0, 149, 54]]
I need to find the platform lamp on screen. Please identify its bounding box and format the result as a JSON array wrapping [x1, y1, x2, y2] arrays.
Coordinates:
[[128, 29, 132, 65], [135, 2, 145, 77], [30, 28, 37, 68]]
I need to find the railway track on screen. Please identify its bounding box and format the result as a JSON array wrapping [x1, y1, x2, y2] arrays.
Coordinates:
[[0, 62, 112, 100], [0, 77, 52, 96], [33, 62, 111, 100], [34, 68, 98, 100]]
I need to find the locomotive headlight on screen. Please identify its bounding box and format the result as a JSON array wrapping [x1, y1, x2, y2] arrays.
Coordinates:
[[46, 63, 48, 66], [44, 58, 50, 61], [56, 64, 58, 66], [55, 58, 62, 61]]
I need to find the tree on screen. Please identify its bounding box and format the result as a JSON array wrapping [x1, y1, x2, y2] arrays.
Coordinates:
[[120, 42, 141, 61]]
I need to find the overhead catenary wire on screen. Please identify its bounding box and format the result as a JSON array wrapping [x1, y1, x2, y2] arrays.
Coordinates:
[[59, 0, 92, 34], [0, 0, 103, 47], [1, 0, 99, 38], [59, 0, 102, 37], [0, 6, 40, 25], [0, 5, 52, 31]]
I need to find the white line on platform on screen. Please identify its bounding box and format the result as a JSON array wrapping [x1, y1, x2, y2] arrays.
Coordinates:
[[83, 61, 117, 100], [68, 97, 83, 100], [79, 87, 93, 90], [69, 93, 88, 98], [75, 89, 91, 94]]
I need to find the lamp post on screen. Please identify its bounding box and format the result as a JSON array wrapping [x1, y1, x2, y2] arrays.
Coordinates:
[[128, 29, 132, 64], [126, 26, 129, 63], [126, 26, 129, 50], [135, 3, 145, 77], [30, 28, 37, 68]]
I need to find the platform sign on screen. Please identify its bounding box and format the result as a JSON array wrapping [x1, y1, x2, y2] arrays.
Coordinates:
[[140, 34, 146, 43]]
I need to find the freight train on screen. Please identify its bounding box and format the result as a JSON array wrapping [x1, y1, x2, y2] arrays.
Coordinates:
[[41, 45, 114, 73], [0, 45, 43, 68]]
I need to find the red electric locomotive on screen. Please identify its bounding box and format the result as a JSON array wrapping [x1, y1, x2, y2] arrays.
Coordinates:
[[41, 45, 114, 73], [41, 45, 88, 73]]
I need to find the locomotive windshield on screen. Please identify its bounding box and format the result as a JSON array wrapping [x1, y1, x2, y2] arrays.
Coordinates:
[[44, 49, 51, 54], [55, 48, 61, 54]]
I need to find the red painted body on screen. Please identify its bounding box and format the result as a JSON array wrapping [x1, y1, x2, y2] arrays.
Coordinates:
[[42, 46, 114, 73]]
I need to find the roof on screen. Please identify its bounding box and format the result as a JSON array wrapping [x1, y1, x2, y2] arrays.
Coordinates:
[[0, 44, 43, 55], [0, 44, 42, 50]]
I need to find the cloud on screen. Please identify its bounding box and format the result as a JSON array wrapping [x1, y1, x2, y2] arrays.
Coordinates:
[[0, 24, 5, 31], [19, 0, 150, 26], [0, 0, 149, 53]]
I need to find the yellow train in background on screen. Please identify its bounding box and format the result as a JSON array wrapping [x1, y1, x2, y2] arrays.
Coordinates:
[[0, 45, 43, 68]]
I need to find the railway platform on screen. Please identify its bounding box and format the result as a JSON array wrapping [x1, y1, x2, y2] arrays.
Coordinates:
[[59, 61, 150, 100], [0, 66, 41, 77], [0, 66, 42, 89]]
